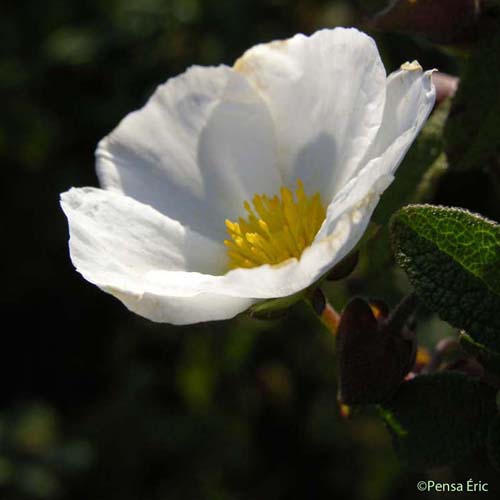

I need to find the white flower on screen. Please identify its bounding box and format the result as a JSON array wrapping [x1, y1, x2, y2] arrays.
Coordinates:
[[60, 28, 435, 325]]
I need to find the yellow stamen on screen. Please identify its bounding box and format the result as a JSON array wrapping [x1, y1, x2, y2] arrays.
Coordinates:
[[224, 179, 326, 269]]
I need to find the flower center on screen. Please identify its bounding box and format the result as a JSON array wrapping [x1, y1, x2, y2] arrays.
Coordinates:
[[224, 179, 326, 269]]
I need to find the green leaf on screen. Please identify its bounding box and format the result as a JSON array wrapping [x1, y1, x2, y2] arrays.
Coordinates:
[[373, 100, 450, 225], [390, 205, 500, 352], [487, 414, 500, 471], [379, 372, 497, 468], [444, 29, 500, 172]]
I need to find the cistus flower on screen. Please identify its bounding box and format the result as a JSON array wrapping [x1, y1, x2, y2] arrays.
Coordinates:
[[60, 28, 435, 324]]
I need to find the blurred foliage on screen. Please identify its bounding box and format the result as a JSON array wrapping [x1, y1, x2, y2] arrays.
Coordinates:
[[2, 0, 500, 498], [380, 372, 497, 468], [488, 414, 500, 471], [444, 29, 500, 173], [0, 404, 91, 499]]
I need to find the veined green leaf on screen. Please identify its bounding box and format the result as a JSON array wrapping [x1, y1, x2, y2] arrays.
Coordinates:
[[390, 204, 500, 352]]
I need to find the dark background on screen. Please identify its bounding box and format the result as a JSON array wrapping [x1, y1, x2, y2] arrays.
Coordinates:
[[2, 0, 490, 498]]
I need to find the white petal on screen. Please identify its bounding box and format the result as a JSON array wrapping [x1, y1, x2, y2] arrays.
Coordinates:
[[96, 65, 281, 241], [234, 28, 387, 202], [61, 187, 257, 323], [317, 154, 396, 242], [60, 187, 226, 289], [360, 65, 436, 169], [110, 288, 256, 325]]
